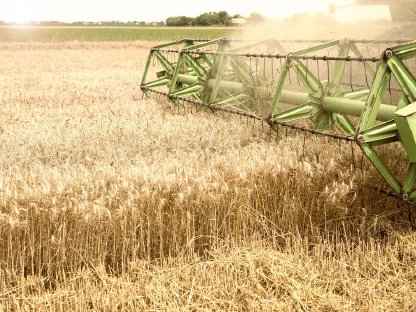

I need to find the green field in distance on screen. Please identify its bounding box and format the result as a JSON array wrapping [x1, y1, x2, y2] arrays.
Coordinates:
[[0, 26, 237, 42]]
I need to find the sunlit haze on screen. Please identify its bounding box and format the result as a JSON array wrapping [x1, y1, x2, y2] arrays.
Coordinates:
[[0, 0, 390, 23]]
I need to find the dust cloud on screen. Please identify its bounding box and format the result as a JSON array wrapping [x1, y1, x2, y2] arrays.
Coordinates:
[[229, 14, 415, 42]]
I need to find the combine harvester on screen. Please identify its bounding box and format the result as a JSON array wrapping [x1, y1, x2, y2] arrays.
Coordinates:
[[329, 0, 416, 23], [141, 34, 416, 203]]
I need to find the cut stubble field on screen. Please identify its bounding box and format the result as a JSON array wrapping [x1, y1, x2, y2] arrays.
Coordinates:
[[0, 42, 415, 311]]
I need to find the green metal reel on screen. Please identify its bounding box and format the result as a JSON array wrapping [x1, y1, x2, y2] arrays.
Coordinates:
[[141, 38, 416, 203]]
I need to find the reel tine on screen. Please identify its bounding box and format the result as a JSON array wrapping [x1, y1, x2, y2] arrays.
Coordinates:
[[407, 202, 415, 230], [315, 147, 320, 163], [364, 61, 370, 89], [350, 60, 354, 92], [388, 74, 392, 104], [302, 131, 307, 159], [326, 59, 330, 82], [255, 56, 259, 83], [238, 53, 242, 73], [316, 59, 320, 82], [350, 141, 356, 169], [250, 56, 253, 78], [276, 124, 279, 141], [296, 64, 301, 86]]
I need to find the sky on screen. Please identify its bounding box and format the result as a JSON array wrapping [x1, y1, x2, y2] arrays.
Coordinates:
[[0, 0, 390, 23]]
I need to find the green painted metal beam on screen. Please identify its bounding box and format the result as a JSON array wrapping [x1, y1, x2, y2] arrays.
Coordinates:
[[321, 96, 395, 121], [360, 143, 402, 194], [388, 55, 416, 103], [394, 102, 416, 163], [360, 120, 398, 145], [402, 163, 416, 195], [173, 73, 397, 122]]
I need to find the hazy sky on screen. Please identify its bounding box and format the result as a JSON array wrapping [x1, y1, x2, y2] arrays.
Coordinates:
[[0, 0, 390, 23]]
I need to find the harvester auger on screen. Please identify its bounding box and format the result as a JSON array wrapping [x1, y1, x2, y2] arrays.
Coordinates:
[[141, 38, 416, 203]]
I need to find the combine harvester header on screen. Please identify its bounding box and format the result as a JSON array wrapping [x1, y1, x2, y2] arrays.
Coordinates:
[[141, 38, 416, 203]]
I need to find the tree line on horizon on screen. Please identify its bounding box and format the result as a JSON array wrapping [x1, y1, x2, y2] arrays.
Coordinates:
[[0, 12, 265, 27], [0, 20, 166, 26], [165, 12, 264, 26]]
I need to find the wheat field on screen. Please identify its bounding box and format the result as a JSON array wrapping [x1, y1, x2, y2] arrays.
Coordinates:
[[0, 41, 415, 311]]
